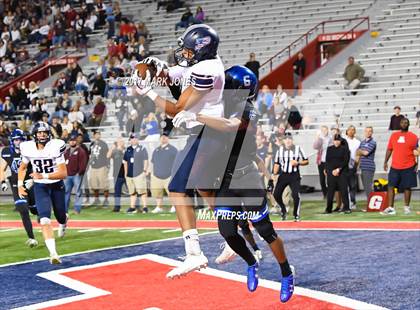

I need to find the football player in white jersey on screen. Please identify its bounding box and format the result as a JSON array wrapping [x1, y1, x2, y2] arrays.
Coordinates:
[[18, 122, 68, 264], [134, 24, 225, 278]]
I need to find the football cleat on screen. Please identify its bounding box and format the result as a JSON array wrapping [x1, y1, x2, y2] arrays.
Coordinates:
[[126, 207, 138, 214], [294, 216, 301, 222], [254, 249, 263, 263], [169, 206, 176, 213], [26, 239, 38, 248], [280, 265, 295, 303], [215, 242, 237, 264], [380, 207, 396, 215], [49, 254, 62, 265], [151, 207, 163, 213], [247, 262, 259, 292], [58, 223, 67, 238], [166, 252, 208, 279], [404, 206, 411, 215]]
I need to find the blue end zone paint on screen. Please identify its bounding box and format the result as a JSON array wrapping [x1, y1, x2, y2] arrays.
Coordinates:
[[0, 231, 419, 310]]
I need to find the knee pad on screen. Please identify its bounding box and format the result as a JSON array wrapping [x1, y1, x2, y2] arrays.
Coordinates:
[[238, 219, 251, 235], [39, 217, 51, 225], [252, 217, 277, 244], [15, 199, 29, 212]]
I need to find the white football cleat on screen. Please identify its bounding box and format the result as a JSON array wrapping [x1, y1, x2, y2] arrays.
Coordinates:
[[254, 249, 263, 263], [151, 207, 163, 214], [49, 254, 62, 265], [26, 239, 38, 248], [404, 206, 411, 215], [166, 252, 208, 279], [169, 206, 176, 213], [380, 207, 396, 215], [57, 223, 67, 238], [215, 242, 237, 264]]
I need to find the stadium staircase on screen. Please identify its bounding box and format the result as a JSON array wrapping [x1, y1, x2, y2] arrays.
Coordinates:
[[287, 0, 420, 186]]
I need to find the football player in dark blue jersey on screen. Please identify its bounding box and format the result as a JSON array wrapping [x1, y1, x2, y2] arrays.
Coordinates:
[[0, 129, 38, 247], [174, 66, 295, 303]]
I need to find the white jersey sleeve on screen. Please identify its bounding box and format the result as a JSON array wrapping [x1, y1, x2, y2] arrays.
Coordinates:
[[189, 61, 215, 91], [19, 141, 32, 164], [52, 139, 66, 165]]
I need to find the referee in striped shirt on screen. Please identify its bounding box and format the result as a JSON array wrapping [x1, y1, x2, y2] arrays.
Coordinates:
[[272, 133, 309, 221]]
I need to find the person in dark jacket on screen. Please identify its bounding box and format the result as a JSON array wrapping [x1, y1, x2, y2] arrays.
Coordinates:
[[324, 134, 351, 214], [292, 52, 306, 97], [64, 133, 88, 214]]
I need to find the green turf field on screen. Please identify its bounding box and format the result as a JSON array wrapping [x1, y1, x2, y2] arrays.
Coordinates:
[[1, 199, 419, 265], [1, 199, 419, 222], [0, 228, 212, 265]]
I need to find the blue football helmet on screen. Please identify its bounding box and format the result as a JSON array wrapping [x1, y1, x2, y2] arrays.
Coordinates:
[[175, 24, 219, 67], [9, 128, 26, 152], [224, 65, 258, 101], [32, 121, 51, 145]]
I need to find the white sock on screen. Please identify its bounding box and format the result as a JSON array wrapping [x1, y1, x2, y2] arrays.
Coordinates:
[[183, 229, 201, 255], [45, 238, 57, 256]]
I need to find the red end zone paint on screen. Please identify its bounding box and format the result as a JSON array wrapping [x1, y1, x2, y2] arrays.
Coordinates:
[[1, 220, 420, 230], [44, 258, 350, 310]]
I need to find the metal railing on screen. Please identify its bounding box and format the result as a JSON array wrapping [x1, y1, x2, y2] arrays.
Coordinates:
[[260, 17, 370, 73]]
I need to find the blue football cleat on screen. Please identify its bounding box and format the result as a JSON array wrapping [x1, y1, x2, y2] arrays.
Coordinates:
[[247, 262, 259, 292], [280, 265, 295, 303]]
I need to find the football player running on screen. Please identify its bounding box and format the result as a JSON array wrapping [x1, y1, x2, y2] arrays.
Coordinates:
[[0, 129, 38, 247], [133, 24, 225, 278], [174, 66, 295, 303], [18, 122, 68, 264]]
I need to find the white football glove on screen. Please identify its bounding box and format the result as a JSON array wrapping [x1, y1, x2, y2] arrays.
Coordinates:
[[24, 179, 34, 190], [141, 57, 168, 77], [1, 181, 8, 192], [172, 110, 197, 128], [133, 69, 153, 96]]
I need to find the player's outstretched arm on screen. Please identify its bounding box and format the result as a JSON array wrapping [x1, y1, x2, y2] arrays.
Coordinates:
[[17, 161, 28, 197], [153, 86, 210, 117], [195, 114, 241, 132]]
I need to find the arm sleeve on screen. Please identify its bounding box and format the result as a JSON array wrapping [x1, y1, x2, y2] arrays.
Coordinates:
[[325, 148, 331, 171], [341, 149, 350, 170], [55, 140, 66, 164], [299, 146, 308, 161], [190, 72, 215, 90]]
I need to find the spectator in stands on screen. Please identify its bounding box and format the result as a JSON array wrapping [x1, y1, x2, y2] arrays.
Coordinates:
[[416, 109, 420, 128], [150, 133, 178, 213], [192, 6, 205, 24], [175, 8, 193, 31], [0, 96, 15, 118], [292, 52, 306, 97], [245, 52, 260, 79], [126, 109, 142, 136], [68, 100, 85, 124], [343, 56, 365, 95], [356, 126, 376, 199], [91, 73, 106, 98], [324, 134, 351, 214], [142, 112, 160, 141], [136, 22, 149, 39], [165, 0, 183, 13], [68, 62, 83, 87], [61, 115, 73, 136], [50, 116, 63, 138], [313, 125, 331, 199], [344, 125, 360, 209], [64, 133, 88, 214], [52, 18, 66, 47], [389, 106, 404, 131], [89, 130, 110, 206], [51, 97, 68, 120], [0, 121, 9, 146], [256, 85, 273, 116], [54, 72, 70, 95], [105, 6, 116, 39], [286, 99, 302, 130], [114, 98, 126, 131], [27, 81, 39, 102], [107, 138, 126, 213], [0, 39, 6, 58], [71, 121, 90, 143], [62, 91, 73, 111], [88, 97, 106, 127], [123, 132, 149, 214], [75, 72, 89, 95], [382, 118, 418, 215]]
